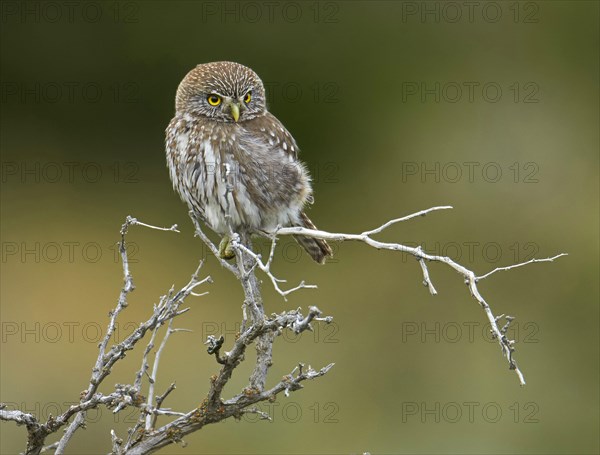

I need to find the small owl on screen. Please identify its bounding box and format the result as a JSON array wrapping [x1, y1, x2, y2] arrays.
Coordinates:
[[165, 61, 332, 263]]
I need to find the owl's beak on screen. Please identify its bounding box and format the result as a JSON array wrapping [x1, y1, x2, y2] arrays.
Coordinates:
[[229, 102, 240, 122]]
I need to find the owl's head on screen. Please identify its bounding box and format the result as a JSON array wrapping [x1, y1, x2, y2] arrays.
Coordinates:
[[175, 61, 266, 123]]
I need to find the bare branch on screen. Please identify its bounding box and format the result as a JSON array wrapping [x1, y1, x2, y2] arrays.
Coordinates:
[[0, 407, 40, 429], [145, 321, 184, 431], [115, 223, 334, 454], [124, 360, 334, 455], [361, 205, 453, 236], [54, 217, 192, 454], [238, 407, 272, 421], [416, 247, 438, 295], [271, 207, 567, 386], [232, 237, 317, 300], [189, 214, 239, 276], [125, 216, 180, 233], [477, 253, 568, 281], [150, 383, 177, 430], [40, 442, 59, 454]]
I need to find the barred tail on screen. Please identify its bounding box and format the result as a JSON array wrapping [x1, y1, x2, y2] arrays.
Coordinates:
[[294, 212, 333, 264]]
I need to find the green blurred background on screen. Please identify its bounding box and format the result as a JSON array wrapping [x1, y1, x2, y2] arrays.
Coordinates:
[[1, 1, 598, 454]]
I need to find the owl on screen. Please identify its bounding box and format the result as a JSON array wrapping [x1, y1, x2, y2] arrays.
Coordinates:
[[165, 61, 332, 264]]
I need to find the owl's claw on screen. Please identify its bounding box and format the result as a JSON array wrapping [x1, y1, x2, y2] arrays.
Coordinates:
[[218, 236, 236, 260]]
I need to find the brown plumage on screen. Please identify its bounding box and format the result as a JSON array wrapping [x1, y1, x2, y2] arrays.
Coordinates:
[[165, 61, 332, 264]]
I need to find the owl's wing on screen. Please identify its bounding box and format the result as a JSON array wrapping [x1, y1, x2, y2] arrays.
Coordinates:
[[260, 113, 315, 204], [240, 112, 314, 206], [250, 112, 300, 161]]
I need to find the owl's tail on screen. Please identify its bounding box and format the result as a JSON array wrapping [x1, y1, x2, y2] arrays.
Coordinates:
[[294, 212, 333, 264]]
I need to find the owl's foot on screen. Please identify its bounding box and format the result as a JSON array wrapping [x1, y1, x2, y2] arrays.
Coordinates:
[[218, 236, 236, 260]]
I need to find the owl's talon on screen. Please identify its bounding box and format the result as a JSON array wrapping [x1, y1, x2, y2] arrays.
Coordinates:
[[218, 236, 236, 260]]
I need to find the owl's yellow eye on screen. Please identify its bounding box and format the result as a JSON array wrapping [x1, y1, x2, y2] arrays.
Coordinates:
[[244, 92, 252, 104], [207, 95, 221, 106]]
